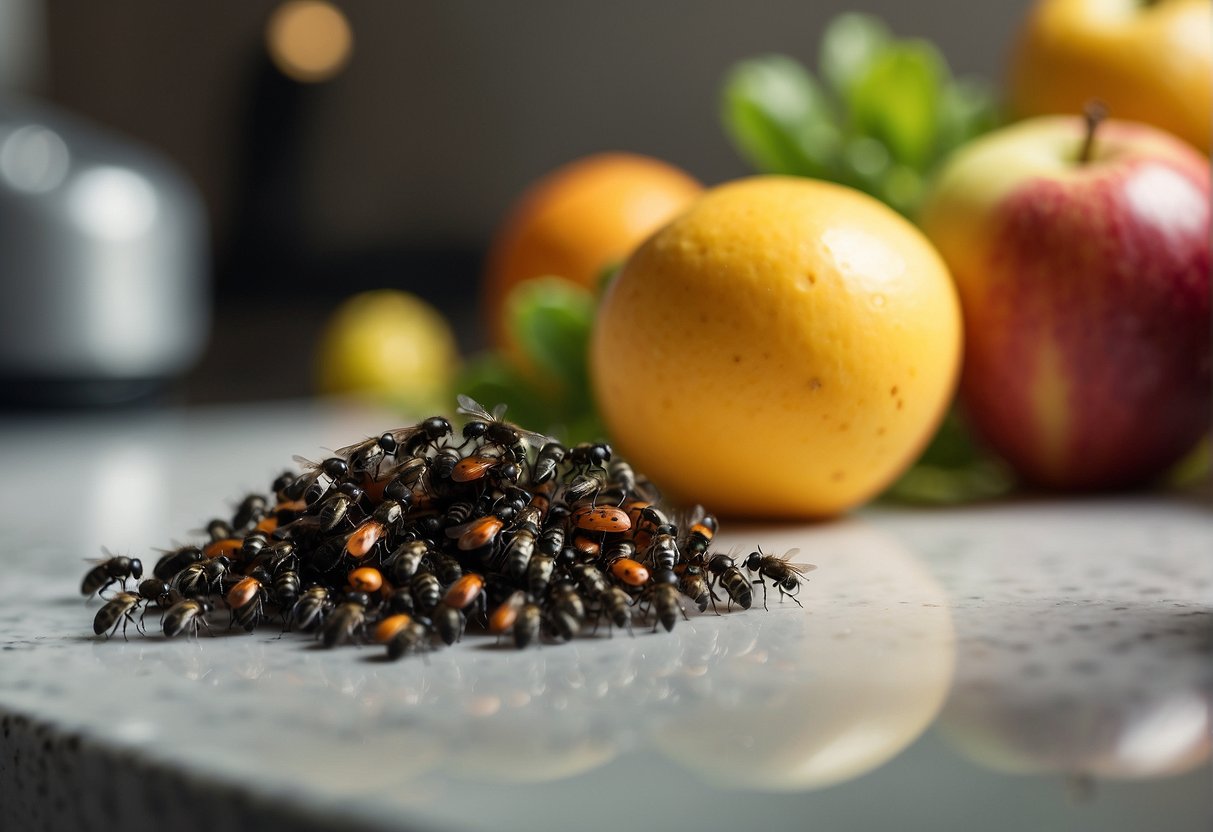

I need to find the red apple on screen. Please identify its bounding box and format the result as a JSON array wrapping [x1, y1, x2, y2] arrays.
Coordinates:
[[920, 114, 1210, 489]]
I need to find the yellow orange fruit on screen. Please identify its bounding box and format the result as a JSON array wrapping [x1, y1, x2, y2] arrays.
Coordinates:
[[316, 289, 459, 411], [590, 176, 962, 518], [1008, 0, 1212, 151], [483, 152, 702, 352]]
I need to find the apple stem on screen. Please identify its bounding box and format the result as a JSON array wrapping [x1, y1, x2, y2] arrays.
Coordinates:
[[1079, 100, 1107, 164]]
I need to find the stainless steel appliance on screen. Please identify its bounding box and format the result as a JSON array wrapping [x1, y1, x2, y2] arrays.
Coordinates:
[[0, 97, 209, 404]]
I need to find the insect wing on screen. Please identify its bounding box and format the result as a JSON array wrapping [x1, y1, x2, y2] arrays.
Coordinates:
[[457, 393, 551, 449], [382, 425, 425, 448], [456, 394, 495, 421], [776, 548, 812, 571], [84, 545, 120, 566], [515, 426, 555, 450]]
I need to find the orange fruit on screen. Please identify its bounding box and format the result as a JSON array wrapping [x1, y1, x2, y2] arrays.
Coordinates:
[[591, 176, 962, 519], [483, 152, 703, 352]]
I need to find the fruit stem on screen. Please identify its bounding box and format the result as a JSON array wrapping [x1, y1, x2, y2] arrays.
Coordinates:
[[1078, 100, 1107, 164]]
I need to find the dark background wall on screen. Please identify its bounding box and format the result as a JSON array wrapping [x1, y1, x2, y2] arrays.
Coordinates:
[[1, 0, 1028, 400]]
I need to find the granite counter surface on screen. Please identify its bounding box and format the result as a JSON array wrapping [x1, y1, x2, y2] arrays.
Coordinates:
[[0, 403, 1209, 831]]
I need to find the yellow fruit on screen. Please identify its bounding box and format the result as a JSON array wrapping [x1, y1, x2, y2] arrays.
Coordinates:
[[590, 176, 961, 518], [317, 290, 459, 410], [483, 152, 703, 353], [1008, 0, 1212, 152]]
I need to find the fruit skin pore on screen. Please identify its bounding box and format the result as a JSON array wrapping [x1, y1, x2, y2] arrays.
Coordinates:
[[921, 117, 1211, 490], [1008, 0, 1213, 152], [591, 176, 962, 519]]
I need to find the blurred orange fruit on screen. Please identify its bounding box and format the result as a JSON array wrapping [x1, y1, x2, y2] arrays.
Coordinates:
[[483, 152, 703, 353]]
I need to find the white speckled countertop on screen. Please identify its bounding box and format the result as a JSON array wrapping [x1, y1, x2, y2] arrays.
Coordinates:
[[0, 402, 1209, 832]]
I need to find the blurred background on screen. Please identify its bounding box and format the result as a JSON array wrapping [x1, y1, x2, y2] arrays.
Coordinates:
[[0, 0, 1023, 406]]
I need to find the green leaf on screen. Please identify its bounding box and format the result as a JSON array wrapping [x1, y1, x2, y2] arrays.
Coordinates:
[[451, 354, 553, 434], [880, 409, 1014, 505], [819, 12, 891, 100], [563, 411, 610, 446], [914, 409, 986, 468], [935, 76, 1000, 163], [1167, 436, 1210, 489], [847, 39, 946, 170], [838, 135, 891, 195], [505, 277, 595, 391], [597, 261, 623, 297], [880, 164, 925, 216], [720, 54, 841, 178], [881, 461, 1014, 506]]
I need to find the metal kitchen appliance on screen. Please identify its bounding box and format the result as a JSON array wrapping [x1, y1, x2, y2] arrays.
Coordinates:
[[0, 97, 209, 404]]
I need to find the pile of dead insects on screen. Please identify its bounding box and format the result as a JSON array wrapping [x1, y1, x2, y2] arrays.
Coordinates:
[[84, 396, 813, 660]]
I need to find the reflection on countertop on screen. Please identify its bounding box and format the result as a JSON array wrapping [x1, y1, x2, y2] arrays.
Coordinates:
[[0, 402, 1209, 832], [1, 518, 955, 795], [935, 528, 1211, 781]]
